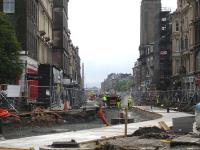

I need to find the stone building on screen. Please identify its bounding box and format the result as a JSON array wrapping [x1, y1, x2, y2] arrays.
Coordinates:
[[171, 0, 195, 91], [188, 0, 200, 90], [134, 0, 172, 93], [52, 0, 70, 77], [0, 0, 83, 108], [0, 0, 38, 65], [0, 0, 39, 101], [139, 0, 161, 91], [67, 43, 82, 107], [158, 10, 172, 90], [132, 61, 141, 91], [38, 0, 53, 64]]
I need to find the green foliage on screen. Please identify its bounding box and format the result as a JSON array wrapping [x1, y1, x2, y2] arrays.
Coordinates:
[[114, 80, 133, 92], [0, 12, 22, 84]]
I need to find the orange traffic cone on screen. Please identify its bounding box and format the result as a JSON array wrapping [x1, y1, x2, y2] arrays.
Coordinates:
[[64, 100, 68, 111]]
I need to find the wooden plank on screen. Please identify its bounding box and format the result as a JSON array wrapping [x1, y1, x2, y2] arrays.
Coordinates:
[[158, 121, 170, 131]]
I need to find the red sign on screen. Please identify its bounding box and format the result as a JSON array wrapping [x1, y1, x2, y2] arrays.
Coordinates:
[[195, 76, 200, 86]]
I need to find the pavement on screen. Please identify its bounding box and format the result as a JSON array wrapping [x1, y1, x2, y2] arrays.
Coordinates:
[[0, 106, 194, 150]]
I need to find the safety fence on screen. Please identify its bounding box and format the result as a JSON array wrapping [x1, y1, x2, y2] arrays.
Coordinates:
[[0, 84, 86, 111], [27, 85, 86, 109], [132, 89, 200, 108]]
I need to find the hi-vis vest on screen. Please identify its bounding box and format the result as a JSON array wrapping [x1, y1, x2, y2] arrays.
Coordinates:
[[128, 97, 133, 106], [102, 96, 107, 102]]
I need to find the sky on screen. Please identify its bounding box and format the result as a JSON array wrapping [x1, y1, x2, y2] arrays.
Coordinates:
[[68, 0, 177, 88]]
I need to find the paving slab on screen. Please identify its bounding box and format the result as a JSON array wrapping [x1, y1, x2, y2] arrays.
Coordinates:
[[172, 135, 200, 144], [0, 106, 193, 150]]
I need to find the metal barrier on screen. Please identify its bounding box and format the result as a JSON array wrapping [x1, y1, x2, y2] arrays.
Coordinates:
[[27, 85, 86, 109], [132, 89, 200, 108]]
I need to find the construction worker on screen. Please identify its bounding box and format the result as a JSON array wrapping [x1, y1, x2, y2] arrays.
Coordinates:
[[96, 104, 110, 126], [116, 96, 121, 109], [128, 96, 133, 109], [102, 95, 107, 107]]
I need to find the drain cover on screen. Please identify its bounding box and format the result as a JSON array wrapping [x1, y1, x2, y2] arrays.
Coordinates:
[[52, 139, 80, 148]]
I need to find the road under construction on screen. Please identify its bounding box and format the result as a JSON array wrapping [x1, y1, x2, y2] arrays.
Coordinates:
[[0, 91, 199, 149], [0, 106, 197, 150]]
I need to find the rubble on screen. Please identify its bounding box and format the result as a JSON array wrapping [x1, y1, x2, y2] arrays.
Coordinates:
[[103, 137, 164, 150], [130, 126, 175, 140], [131, 126, 165, 136]]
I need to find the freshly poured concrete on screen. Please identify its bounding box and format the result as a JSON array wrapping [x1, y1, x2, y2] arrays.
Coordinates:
[[0, 106, 193, 150]]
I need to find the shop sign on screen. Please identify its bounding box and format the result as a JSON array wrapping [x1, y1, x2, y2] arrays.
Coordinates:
[[183, 76, 194, 83], [160, 50, 167, 55], [26, 74, 42, 80]]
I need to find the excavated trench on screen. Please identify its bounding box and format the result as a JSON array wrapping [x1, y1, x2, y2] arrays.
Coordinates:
[[2, 107, 161, 140]]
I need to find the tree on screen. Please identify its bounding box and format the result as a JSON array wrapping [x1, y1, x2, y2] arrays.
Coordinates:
[[114, 80, 133, 92], [0, 12, 22, 84]]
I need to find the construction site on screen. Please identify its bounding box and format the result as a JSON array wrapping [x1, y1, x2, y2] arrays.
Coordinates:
[[1, 0, 200, 149], [0, 89, 200, 150]]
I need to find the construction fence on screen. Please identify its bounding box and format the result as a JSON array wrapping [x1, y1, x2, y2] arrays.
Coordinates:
[[0, 84, 86, 111], [132, 89, 200, 108]]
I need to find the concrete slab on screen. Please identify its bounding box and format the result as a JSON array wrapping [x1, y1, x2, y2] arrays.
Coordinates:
[[172, 116, 195, 133], [0, 106, 193, 150], [172, 135, 200, 144]]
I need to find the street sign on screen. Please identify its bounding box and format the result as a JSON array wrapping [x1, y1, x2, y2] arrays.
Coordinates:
[[26, 74, 43, 80]]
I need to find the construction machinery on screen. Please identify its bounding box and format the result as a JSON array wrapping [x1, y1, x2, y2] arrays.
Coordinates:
[[106, 95, 121, 108]]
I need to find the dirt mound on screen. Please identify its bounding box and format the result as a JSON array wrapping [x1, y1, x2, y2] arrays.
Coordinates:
[[131, 126, 165, 136], [140, 132, 171, 139]]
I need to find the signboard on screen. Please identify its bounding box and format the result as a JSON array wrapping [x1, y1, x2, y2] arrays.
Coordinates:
[[27, 74, 42, 80], [62, 79, 71, 85], [7, 85, 21, 97], [160, 50, 167, 55]]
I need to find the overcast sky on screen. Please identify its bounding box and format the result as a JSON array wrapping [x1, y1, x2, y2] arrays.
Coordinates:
[[68, 0, 177, 88]]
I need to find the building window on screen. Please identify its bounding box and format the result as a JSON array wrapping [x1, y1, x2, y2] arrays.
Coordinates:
[[162, 17, 167, 22], [196, 51, 200, 71], [176, 39, 180, 52], [147, 47, 150, 54], [175, 21, 179, 31], [185, 36, 188, 50], [175, 59, 181, 74], [3, 0, 15, 13], [181, 38, 184, 50], [162, 26, 166, 31]]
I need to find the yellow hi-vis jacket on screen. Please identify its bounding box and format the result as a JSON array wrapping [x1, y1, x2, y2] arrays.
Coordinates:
[[128, 97, 133, 108], [102, 96, 107, 102], [117, 101, 121, 108]]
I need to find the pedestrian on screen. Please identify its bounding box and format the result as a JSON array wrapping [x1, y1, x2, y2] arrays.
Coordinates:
[[167, 107, 170, 113], [150, 105, 153, 111], [156, 95, 160, 106]]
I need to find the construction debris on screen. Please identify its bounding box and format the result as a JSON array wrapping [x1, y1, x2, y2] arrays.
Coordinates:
[[103, 137, 164, 150], [29, 107, 63, 126], [131, 126, 165, 136], [158, 121, 170, 131], [130, 126, 176, 140]]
